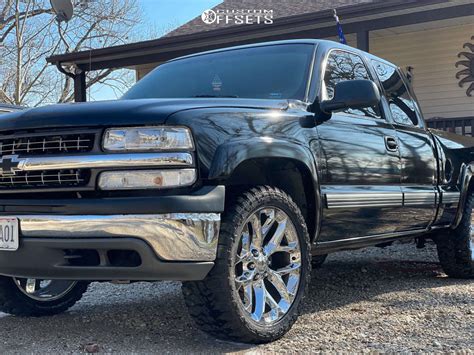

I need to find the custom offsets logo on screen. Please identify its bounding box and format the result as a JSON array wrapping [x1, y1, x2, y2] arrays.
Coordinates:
[[201, 9, 273, 25]]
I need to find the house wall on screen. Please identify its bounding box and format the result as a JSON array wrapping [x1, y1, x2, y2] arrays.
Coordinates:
[[370, 23, 473, 120], [136, 64, 158, 81], [135, 23, 473, 121]]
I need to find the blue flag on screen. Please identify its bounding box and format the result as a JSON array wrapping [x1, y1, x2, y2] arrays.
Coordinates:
[[333, 9, 347, 45]]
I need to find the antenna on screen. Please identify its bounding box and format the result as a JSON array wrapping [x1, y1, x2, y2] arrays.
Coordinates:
[[50, 0, 74, 22]]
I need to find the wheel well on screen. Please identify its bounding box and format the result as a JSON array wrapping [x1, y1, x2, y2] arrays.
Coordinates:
[[225, 158, 317, 240]]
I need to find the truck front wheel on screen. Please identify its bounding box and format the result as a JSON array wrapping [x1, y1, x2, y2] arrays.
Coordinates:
[[182, 186, 311, 343], [436, 192, 474, 279], [0, 277, 89, 316]]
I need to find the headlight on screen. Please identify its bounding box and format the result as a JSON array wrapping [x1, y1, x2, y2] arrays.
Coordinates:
[[103, 126, 194, 151], [98, 169, 196, 190]]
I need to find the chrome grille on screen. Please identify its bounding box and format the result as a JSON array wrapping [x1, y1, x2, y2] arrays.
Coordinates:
[[0, 130, 96, 191], [0, 133, 94, 156], [0, 169, 90, 189]]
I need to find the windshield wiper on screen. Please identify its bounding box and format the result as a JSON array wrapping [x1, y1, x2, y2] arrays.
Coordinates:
[[192, 94, 239, 98]]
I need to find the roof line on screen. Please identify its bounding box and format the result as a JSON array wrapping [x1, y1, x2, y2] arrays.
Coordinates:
[[47, 0, 445, 65]]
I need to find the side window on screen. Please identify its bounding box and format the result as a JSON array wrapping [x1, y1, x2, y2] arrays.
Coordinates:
[[372, 60, 419, 127], [323, 50, 381, 119]]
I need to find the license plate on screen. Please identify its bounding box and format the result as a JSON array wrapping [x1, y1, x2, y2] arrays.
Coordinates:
[[0, 218, 19, 251]]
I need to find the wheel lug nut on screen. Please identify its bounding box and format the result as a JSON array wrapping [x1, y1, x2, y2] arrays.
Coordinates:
[[252, 249, 259, 257], [248, 262, 255, 270]]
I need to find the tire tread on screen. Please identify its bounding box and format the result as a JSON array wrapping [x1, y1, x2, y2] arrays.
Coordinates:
[[182, 186, 311, 343], [436, 193, 474, 279], [0, 277, 89, 317]]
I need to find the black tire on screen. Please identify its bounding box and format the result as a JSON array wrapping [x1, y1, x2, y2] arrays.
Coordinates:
[[0, 277, 89, 316], [435, 192, 474, 279], [182, 186, 312, 343], [311, 254, 327, 269]]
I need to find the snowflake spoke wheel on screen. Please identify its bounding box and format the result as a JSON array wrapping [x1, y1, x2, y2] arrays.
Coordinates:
[[182, 186, 311, 343], [232, 207, 301, 324]]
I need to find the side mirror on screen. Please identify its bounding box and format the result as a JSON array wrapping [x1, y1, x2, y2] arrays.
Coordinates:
[[320, 79, 381, 114]]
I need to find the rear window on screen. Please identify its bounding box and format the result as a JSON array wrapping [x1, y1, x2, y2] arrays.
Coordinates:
[[123, 44, 314, 101], [372, 60, 419, 127]]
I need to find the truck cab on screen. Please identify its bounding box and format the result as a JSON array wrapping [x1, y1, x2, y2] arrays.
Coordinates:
[[0, 40, 471, 344]]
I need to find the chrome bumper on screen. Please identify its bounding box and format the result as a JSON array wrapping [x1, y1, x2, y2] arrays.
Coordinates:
[[14, 213, 220, 262]]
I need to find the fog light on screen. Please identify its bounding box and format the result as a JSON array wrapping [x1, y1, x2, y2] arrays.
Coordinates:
[[98, 169, 196, 190]]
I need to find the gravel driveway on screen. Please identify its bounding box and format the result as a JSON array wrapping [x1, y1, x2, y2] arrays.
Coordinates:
[[1, 242, 472, 353]]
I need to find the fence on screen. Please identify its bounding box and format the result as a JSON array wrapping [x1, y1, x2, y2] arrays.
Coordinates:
[[426, 117, 473, 137]]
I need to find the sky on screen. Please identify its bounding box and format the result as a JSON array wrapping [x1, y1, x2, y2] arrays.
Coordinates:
[[92, 0, 223, 101]]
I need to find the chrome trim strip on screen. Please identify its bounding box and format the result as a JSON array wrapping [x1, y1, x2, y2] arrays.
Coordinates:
[[325, 193, 402, 209], [15, 153, 193, 172], [403, 192, 437, 206], [325, 189, 441, 208], [15, 213, 219, 262], [442, 191, 461, 205]]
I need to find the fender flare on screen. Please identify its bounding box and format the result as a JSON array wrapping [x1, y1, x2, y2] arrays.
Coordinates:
[[208, 137, 323, 241], [208, 137, 318, 180]]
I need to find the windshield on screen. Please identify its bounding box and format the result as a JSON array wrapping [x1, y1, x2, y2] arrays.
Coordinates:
[[122, 44, 314, 101]]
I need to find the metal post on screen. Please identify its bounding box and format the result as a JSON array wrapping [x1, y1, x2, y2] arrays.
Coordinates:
[[73, 71, 86, 102], [357, 31, 369, 52]]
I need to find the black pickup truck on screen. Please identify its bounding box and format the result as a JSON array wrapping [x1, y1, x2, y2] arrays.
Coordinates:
[[0, 104, 24, 115], [0, 40, 472, 343]]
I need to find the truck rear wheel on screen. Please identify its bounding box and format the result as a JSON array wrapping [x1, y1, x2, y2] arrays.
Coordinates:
[[436, 192, 474, 279], [182, 186, 311, 343], [0, 276, 89, 316]]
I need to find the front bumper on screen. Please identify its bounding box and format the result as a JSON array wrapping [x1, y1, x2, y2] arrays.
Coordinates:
[[17, 213, 220, 262], [0, 238, 214, 281], [0, 185, 225, 281]]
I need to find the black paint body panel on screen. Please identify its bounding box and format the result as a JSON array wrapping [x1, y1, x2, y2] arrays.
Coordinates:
[[0, 39, 472, 256], [0, 186, 225, 215]]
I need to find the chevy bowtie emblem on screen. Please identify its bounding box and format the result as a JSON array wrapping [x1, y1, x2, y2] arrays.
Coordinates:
[[0, 155, 21, 176]]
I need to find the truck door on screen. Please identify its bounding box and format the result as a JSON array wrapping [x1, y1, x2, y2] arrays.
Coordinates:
[[315, 49, 404, 242], [371, 60, 438, 230]]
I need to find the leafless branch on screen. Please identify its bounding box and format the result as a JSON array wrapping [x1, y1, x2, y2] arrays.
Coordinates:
[[1, 0, 141, 106]]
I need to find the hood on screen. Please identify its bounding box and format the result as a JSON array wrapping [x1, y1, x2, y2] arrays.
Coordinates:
[[0, 98, 289, 132]]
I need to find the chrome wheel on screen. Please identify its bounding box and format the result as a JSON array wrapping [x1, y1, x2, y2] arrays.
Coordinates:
[[13, 278, 77, 302], [232, 207, 301, 324], [183, 186, 311, 342]]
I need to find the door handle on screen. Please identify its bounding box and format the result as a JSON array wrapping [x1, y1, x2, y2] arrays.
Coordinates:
[[384, 136, 398, 152]]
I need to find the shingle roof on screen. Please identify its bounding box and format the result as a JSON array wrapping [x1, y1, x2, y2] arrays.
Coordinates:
[[166, 0, 373, 37]]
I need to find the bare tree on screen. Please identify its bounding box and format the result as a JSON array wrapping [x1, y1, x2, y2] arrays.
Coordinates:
[[0, 0, 140, 106]]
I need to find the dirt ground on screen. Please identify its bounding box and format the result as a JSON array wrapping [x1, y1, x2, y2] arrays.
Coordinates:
[[0, 242, 472, 353]]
